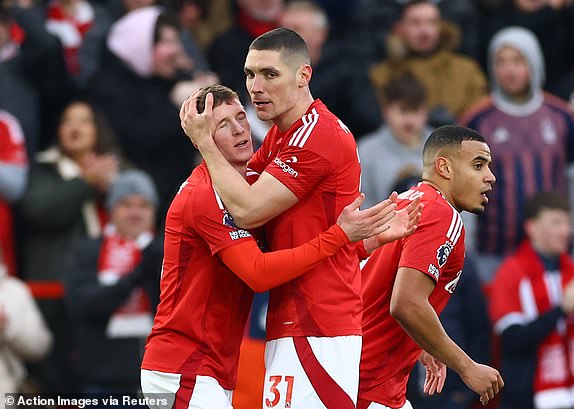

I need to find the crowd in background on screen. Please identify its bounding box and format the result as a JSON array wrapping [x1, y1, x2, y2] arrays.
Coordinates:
[[2, 0, 574, 408]]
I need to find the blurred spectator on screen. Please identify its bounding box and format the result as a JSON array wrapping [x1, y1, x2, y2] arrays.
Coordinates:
[[489, 191, 574, 409], [369, 0, 487, 127], [407, 255, 491, 409], [460, 26, 574, 283], [280, 0, 381, 137], [358, 74, 432, 208], [191, 0, 232, 50], [86, 6, 213, 218], [65, 170, 162, 394], [0, 248, 52, 405], [76, 0, 156, 87], [0, 0, 74, 155], [478, 0, 574, 93], [45, 0, 95, 76], [347, 0, 481, 62], [207, 0, 283, 103], [172, 0, 210, 72], [0, 110, 27, 277], [17, 100, 121, 393]]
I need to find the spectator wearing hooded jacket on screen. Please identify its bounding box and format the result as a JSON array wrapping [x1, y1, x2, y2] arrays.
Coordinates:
[[368, 0, 487, 127], [65, 170, 162, 394], [85, 6, 216, 218], [460, 26, 574, 283]]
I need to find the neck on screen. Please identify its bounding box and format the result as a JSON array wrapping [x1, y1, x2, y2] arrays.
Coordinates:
[[276, 92, 315, 132], [421, 178, 458, 210]]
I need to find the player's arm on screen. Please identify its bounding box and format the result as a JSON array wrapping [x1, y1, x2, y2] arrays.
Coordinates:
[[218, 193, 395, 292], [390, 267, 504, 406], [180, 91, 298, 228]]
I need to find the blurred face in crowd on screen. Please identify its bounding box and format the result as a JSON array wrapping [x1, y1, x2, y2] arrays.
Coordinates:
[[280, 6, 328, 66], [447, 141, 495, 214], [245, 48, 310, 130], [152, 25, 186, 79], [398, 3, 441, 56], [237, 0, 284, 21], [526, 209, 571, 255], [123, 0, 155, 13], [58, 102, 97, 160], [513, 0, 546, 13], [384, 102, 429, 149], [211, 99, 254, 171], [112, 195, 156, 240], [494, 46, 531, 100]]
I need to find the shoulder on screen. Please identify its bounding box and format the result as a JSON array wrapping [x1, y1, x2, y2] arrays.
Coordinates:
[[459, 96, 496, 125], [543, 92, 574, 119]]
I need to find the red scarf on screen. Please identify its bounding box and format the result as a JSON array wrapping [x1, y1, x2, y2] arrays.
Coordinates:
[[513, 242, 574, 407], [97, 225, 154, 338], [237, 9, 278, 38]]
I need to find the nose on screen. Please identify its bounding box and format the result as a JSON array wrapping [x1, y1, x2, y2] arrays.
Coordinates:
[[231, 120, 245, 135], [487, 167, 496, 184], [249, 75, 263, 94]]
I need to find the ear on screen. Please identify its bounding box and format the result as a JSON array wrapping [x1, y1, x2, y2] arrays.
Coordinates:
[[435, 156, 452, 180], [298, 64, 312, 88]]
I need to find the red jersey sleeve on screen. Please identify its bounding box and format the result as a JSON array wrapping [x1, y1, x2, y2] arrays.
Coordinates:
[[400, 201, 464, 283], [0, 111, 27, 166], [218, 224, 349, 292], [189, 184, 255, 255]]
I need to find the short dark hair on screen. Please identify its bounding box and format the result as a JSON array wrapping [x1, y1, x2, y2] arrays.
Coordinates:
[[195, 84, 240, 114], [423, 125, 486, 163], [401, 0, 438, 18], [249, 27, 310, 65], [154, 12, 180, 43], [524, 191, 570, 221], [380, 74, 428, 110]]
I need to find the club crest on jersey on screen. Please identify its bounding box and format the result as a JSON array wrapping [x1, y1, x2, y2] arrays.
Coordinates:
[[445, 270, 462, 294], [223, 211, 237, 228], [436, 241, 454, 268], [428, 264, 439, 280]]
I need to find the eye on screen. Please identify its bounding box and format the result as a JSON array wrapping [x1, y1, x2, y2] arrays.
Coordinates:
[[244, 70, 254, 79], [237, 112, 246, 121], [474, 163, 483, 170], [266, 71, 278, 79]]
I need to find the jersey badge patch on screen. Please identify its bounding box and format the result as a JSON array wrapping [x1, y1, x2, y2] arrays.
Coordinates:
[[428, 264, 439, 280], [436, 241, 454, 268]]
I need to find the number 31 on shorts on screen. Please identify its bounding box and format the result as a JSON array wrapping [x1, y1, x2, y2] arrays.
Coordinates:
[[265, 375, 294, 408]]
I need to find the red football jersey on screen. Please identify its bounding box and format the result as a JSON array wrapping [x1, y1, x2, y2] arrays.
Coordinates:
[[359, 183, 466, 408], [247, 99, 361, 339], [141, 164, 255, 389]]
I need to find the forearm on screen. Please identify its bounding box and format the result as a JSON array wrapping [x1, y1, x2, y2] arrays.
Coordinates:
[[219, 224, 349, 292], [393, 299, 474, 376]]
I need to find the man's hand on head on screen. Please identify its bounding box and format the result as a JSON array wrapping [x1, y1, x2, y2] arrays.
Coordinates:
[[179, 90, 217, 150]]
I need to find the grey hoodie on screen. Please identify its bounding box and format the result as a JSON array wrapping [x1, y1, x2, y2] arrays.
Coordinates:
[[488, 26, 545, 116]]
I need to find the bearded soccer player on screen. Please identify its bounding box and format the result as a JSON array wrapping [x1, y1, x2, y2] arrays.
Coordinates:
[[358, 125, 504, 409]]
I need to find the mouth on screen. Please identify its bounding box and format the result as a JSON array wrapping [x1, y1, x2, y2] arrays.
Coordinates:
[[480, 189, 491, 203], [252, 100, 270, 108], [234, 139, 250, 148]]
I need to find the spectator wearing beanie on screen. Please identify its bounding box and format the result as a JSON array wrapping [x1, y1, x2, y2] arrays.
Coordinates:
[[64, 169, 163, 395]]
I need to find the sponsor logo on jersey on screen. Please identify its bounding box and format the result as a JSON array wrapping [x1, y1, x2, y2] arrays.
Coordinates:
[[273, 157, 299, 178], [229, 229, 252, 240], [436, 241, 454, 268], [445, 270, 462, 294], [428, 264, 439, 280]]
